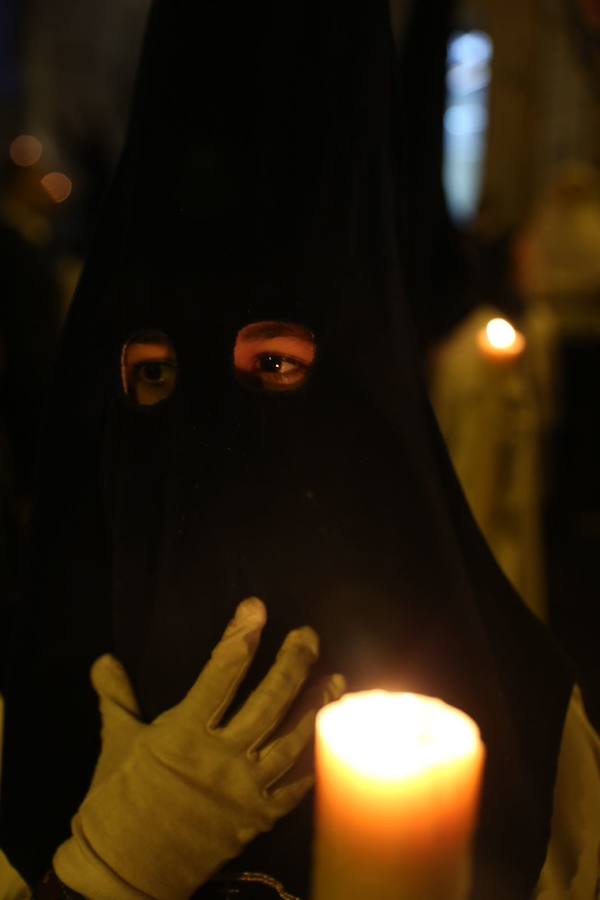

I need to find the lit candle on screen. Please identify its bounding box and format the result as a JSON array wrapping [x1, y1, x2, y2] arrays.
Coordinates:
[[311, 691, 485, 900], [477, 317, 525, 362]]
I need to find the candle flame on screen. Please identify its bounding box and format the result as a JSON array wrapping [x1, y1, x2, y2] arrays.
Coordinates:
[[485, 317, 517, 350], [317, 691, 481, 781], [476, 317, 525, 358]]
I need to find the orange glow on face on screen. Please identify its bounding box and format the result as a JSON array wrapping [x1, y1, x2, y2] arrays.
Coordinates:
[[477, 317, 525, 360], [9, 135, 43, 167], [234, 321, 316, 391], [40, 172, 72, 204]]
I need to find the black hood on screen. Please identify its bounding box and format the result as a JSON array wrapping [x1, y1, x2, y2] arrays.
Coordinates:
[[3, 2, 571, 898]]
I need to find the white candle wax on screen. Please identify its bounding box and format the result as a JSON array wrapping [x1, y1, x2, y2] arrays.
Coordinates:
[[311, 691, 485, 900]]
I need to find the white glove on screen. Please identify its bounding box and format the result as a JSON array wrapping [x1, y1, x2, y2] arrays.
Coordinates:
[[54, 597, 344, 900]]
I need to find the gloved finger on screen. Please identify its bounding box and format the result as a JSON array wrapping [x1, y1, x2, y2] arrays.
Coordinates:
[[180, 597, 267, 728], [258, 673, 346, 786], [259, 708, 315, 787], [225, 626, 319, 748], [269, 772, 315, 817], [91, 654, 141, 719]]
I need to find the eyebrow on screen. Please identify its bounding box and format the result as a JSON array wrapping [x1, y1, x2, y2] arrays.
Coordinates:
[[240, 322, 314, 342]]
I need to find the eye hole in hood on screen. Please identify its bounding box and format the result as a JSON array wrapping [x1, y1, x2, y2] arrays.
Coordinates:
[[234, 320, 316, 392], [121, 330, 178, 406]]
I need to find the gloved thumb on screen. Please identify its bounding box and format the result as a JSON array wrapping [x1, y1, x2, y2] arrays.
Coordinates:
[[91, 654, 141, 719], [89, 655, 144, 789]]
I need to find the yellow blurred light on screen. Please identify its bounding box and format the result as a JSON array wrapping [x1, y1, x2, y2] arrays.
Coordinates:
[[317, 691, 481, 782], [9, 134, 43, 167], [41, 172, 73, 204]]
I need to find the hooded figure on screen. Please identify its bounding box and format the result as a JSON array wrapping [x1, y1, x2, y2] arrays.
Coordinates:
[[2, 2, 573, 898]]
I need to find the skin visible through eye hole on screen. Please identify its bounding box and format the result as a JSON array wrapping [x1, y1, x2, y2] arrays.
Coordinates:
[[121, 334, 178, 406], [234, 321, 316, 391]]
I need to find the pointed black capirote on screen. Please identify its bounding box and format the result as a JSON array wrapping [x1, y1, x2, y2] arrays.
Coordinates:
[[3, 2, 571, 897]]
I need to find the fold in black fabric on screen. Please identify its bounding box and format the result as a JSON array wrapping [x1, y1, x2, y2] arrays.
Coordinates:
[[2, 2, 571, 898]]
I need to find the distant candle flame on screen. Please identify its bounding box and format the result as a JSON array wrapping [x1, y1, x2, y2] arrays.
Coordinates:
[[9, 134, 43, 167], [477, 317, 525, 359], [317, 691, 481, 781], [485, 318, 516, 349]]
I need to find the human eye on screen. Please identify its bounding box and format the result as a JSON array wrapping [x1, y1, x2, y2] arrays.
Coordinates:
[[234, 322, 316, 392], [252, 352, 309, 386], [121, 331, 178, 406]]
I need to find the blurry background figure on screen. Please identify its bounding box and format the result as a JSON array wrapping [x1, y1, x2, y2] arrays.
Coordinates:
[[427, 0, 600, 730], [430, 307, 546, 622], [518, 160, 600, 729], [397, 0, 548, 624], [432, 159, 600, 727]]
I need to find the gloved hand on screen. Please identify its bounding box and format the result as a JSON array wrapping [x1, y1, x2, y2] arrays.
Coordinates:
[[54, 597, 344, 900]]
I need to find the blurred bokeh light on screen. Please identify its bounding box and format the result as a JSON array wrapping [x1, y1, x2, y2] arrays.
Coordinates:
[[444, 31, 493, 224], [9, 135, 43, 167], [40, 172, 72, 204]]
